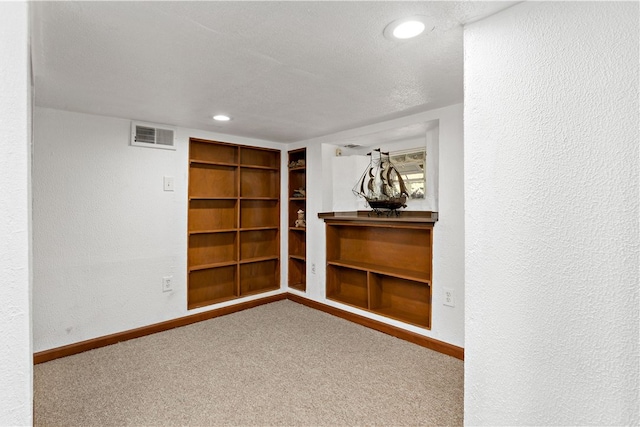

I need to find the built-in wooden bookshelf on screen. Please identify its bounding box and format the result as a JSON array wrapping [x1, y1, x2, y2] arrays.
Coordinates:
[[188, 138, 280, 309], [319, 211, 437, 328], [288, 148, 306, 292]]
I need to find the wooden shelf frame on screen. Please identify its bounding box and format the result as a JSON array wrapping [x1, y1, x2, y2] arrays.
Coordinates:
[[188, 229, 238, 235], [189, 196, 238, 201], [240, 164, 280, 171], [321, 212, 436, 329], [187, 138, 281, 309], [326, 260, 430, 283], [189, 260, 238, 272], [189, 160, 238, 168], [287, 148, 307, 292]]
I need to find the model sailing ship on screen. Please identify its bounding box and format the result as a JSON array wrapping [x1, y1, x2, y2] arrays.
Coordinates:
[[353, 148, 410, 215]]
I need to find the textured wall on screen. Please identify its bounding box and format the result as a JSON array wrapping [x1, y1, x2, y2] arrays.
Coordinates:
[[0, 2, 33, 425], [32, 108, 284, 352], [464, 2, 639, 425]]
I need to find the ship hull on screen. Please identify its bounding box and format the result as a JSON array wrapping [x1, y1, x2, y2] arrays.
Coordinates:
[[365, 196, 407, 211]]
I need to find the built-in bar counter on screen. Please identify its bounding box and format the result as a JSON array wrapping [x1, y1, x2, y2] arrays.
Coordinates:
[[318, 210, 437, 328], [319, 210, 437, 224]]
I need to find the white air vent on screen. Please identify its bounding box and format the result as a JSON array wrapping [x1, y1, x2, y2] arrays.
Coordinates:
[[131, 121, 176, 150]]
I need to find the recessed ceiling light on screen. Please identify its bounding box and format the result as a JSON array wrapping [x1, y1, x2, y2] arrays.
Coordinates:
[[383, 16, 433, 40], [213, 115, 231, 121], [393, 21, 425, 39]]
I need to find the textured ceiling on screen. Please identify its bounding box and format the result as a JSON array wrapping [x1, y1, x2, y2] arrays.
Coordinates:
[[31, 1, 516, 143]]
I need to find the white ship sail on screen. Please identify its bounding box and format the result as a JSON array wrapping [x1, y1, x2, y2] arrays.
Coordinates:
[[353, 149, 409, 213]]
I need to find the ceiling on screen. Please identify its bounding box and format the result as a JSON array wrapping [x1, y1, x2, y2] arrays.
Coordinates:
[[31, 1, 516, 144]]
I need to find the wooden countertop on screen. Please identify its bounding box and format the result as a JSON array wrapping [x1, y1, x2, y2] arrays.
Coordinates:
[[318, 210, 438, 224]]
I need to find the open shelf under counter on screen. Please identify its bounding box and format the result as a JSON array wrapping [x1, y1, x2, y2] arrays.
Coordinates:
[[320, 210, 437, 329]]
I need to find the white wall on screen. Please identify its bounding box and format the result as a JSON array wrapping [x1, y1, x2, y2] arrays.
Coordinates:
[[293, 104, 465, 348], [464, 2, 639, 425], [33, 107, 285, 352], [331, 154, 370, 211], [0, 2, 33, 425], [32, 104, 464, 352]]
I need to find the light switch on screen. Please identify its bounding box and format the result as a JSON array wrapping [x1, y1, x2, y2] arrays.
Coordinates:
[[163, 176, 174, 191]]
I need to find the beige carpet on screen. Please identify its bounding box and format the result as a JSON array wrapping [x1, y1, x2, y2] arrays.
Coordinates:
[[34, 300, 463, 426]]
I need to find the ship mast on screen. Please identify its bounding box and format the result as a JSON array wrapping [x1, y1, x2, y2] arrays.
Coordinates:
[[353, 148, 410, 215]]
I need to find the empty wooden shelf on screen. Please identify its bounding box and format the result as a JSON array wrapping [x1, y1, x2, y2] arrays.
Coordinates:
[[319, 211, 437, 328], [187, 138, 281, 309]]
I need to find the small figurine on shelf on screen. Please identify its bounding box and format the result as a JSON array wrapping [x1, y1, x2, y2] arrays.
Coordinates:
[[295, 209, 306, 228], [293, 187, 306, 198]]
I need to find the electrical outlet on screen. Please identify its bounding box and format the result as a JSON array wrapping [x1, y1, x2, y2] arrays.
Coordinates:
[[162, 276, 173, 293], [163, 176, 174, 191], [443, 287, 455, 307], [311, 263, 316, 274]]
